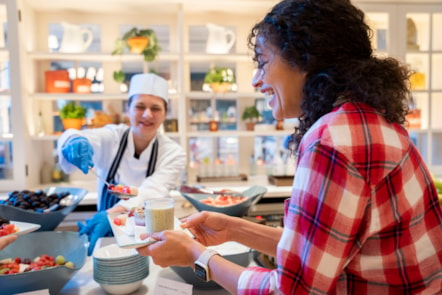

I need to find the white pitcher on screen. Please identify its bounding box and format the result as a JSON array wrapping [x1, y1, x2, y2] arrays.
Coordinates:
[[206, 23, 236, 54], [59, 22, 93, 53]]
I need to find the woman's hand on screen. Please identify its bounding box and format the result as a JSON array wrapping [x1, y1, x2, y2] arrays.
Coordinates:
[[180, 211, 233, 246], [136, 211, 236, 268], [137, 230, 204, 268], [182, 211, 282, 256], [0, 235, 17, 251]]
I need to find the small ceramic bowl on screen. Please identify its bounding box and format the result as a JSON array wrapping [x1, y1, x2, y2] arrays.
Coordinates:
[[0, 186, 88, 231], [99, 280, 144, 295], [179, 185, 267, 217]]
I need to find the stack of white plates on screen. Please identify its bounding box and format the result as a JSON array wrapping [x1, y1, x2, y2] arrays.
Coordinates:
[[93, 243, 149, 295]]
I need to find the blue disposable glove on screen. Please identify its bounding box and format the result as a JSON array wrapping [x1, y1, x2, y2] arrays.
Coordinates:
[[77, 211, 113, 256], [62, 136, 94, 174]]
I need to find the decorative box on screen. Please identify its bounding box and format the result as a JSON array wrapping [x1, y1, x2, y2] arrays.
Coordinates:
[[45, 70, 70, 93]]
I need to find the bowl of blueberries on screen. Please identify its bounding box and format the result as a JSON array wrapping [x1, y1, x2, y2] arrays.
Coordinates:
[[0, 187, 88, 231]]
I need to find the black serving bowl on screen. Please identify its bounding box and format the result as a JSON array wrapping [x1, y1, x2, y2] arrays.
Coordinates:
[[0, 186, 88, 231], [180, 185, 267, 217]]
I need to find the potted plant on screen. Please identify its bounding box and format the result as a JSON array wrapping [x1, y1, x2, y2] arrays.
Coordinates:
[[203, 67, 235, 93], [112, 27, 161, 61], [59, 101, 87, 130], [112, 28, 161, 84], [112, 69, 128, 91], [113, 70, 126, 84], [241, 105, 261, 131]]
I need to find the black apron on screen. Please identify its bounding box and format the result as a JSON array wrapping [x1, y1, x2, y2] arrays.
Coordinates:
[[98, 128, 159, 211]]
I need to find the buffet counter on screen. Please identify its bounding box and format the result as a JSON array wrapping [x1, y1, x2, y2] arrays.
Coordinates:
[[0, 175, 292, 230], [0, 175, 293, 203], [68, 174, 293, 207], [2, 177, 281, 294], [56, 237, 256, 295]]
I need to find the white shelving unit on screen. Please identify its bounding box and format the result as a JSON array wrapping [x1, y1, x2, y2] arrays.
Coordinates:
[[358, 2, 442, 176], [5, 0, 442, 190], [401, 5, 442, 176], [16, 0, 288, 188], [0, 0, 27, 190]]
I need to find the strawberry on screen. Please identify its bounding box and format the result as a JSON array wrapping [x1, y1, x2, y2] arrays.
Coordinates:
[[113, 217, 122, 226]]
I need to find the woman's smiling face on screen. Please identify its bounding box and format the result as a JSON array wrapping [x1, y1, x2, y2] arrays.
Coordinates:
[[252, 36, 306, 120], [127, 94, 166, 137]]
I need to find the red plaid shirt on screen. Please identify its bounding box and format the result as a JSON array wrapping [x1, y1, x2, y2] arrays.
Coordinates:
[[238, 102, 442, 294]]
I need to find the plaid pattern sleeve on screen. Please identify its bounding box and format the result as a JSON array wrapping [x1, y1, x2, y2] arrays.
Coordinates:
[[237, 102, 442, 295]]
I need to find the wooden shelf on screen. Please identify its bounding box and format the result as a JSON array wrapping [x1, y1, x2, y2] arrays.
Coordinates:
[[28, 51, 179, 62], [30, 92, 180, 101]]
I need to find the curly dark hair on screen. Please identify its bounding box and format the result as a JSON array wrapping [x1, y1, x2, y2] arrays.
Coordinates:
[[248, 0, 413, 150]]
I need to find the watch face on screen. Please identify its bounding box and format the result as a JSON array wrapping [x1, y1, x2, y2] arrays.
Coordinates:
[[194, 263, 208, 281]]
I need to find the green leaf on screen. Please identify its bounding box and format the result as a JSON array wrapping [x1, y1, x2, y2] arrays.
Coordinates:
[[111, 39, 126, 55], [113, 70, 126, 83], [60, 102, 87, 119], [241, 106, 260, 121], [122, 27, 138, 40], [204, 67, 235, 84]]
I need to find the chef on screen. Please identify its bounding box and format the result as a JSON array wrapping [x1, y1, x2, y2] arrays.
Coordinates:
[[57, 73, 186, 255]]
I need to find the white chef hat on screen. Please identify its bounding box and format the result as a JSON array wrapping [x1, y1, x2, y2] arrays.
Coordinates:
[[128, 73, 168, 102]]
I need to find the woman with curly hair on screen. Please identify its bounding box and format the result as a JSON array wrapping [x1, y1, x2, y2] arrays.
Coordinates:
[[137, 0, 442, 294]]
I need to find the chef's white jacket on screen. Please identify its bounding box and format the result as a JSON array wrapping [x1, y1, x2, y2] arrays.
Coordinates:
[[57, 124, 186, 210]]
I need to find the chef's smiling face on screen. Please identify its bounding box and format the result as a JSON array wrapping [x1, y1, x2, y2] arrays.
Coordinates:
[[127, 94, 167, 137]]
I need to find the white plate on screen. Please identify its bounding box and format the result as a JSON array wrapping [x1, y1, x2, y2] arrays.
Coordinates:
[[93, 243, 139, 260], [5, 221, 41, 237], [107, 212, 192, 249], [108, 189, 138, 199]]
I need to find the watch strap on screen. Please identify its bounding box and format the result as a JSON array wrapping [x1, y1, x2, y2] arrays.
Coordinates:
[[194, 248, 219, 281], [196, 248, 219, 265]]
